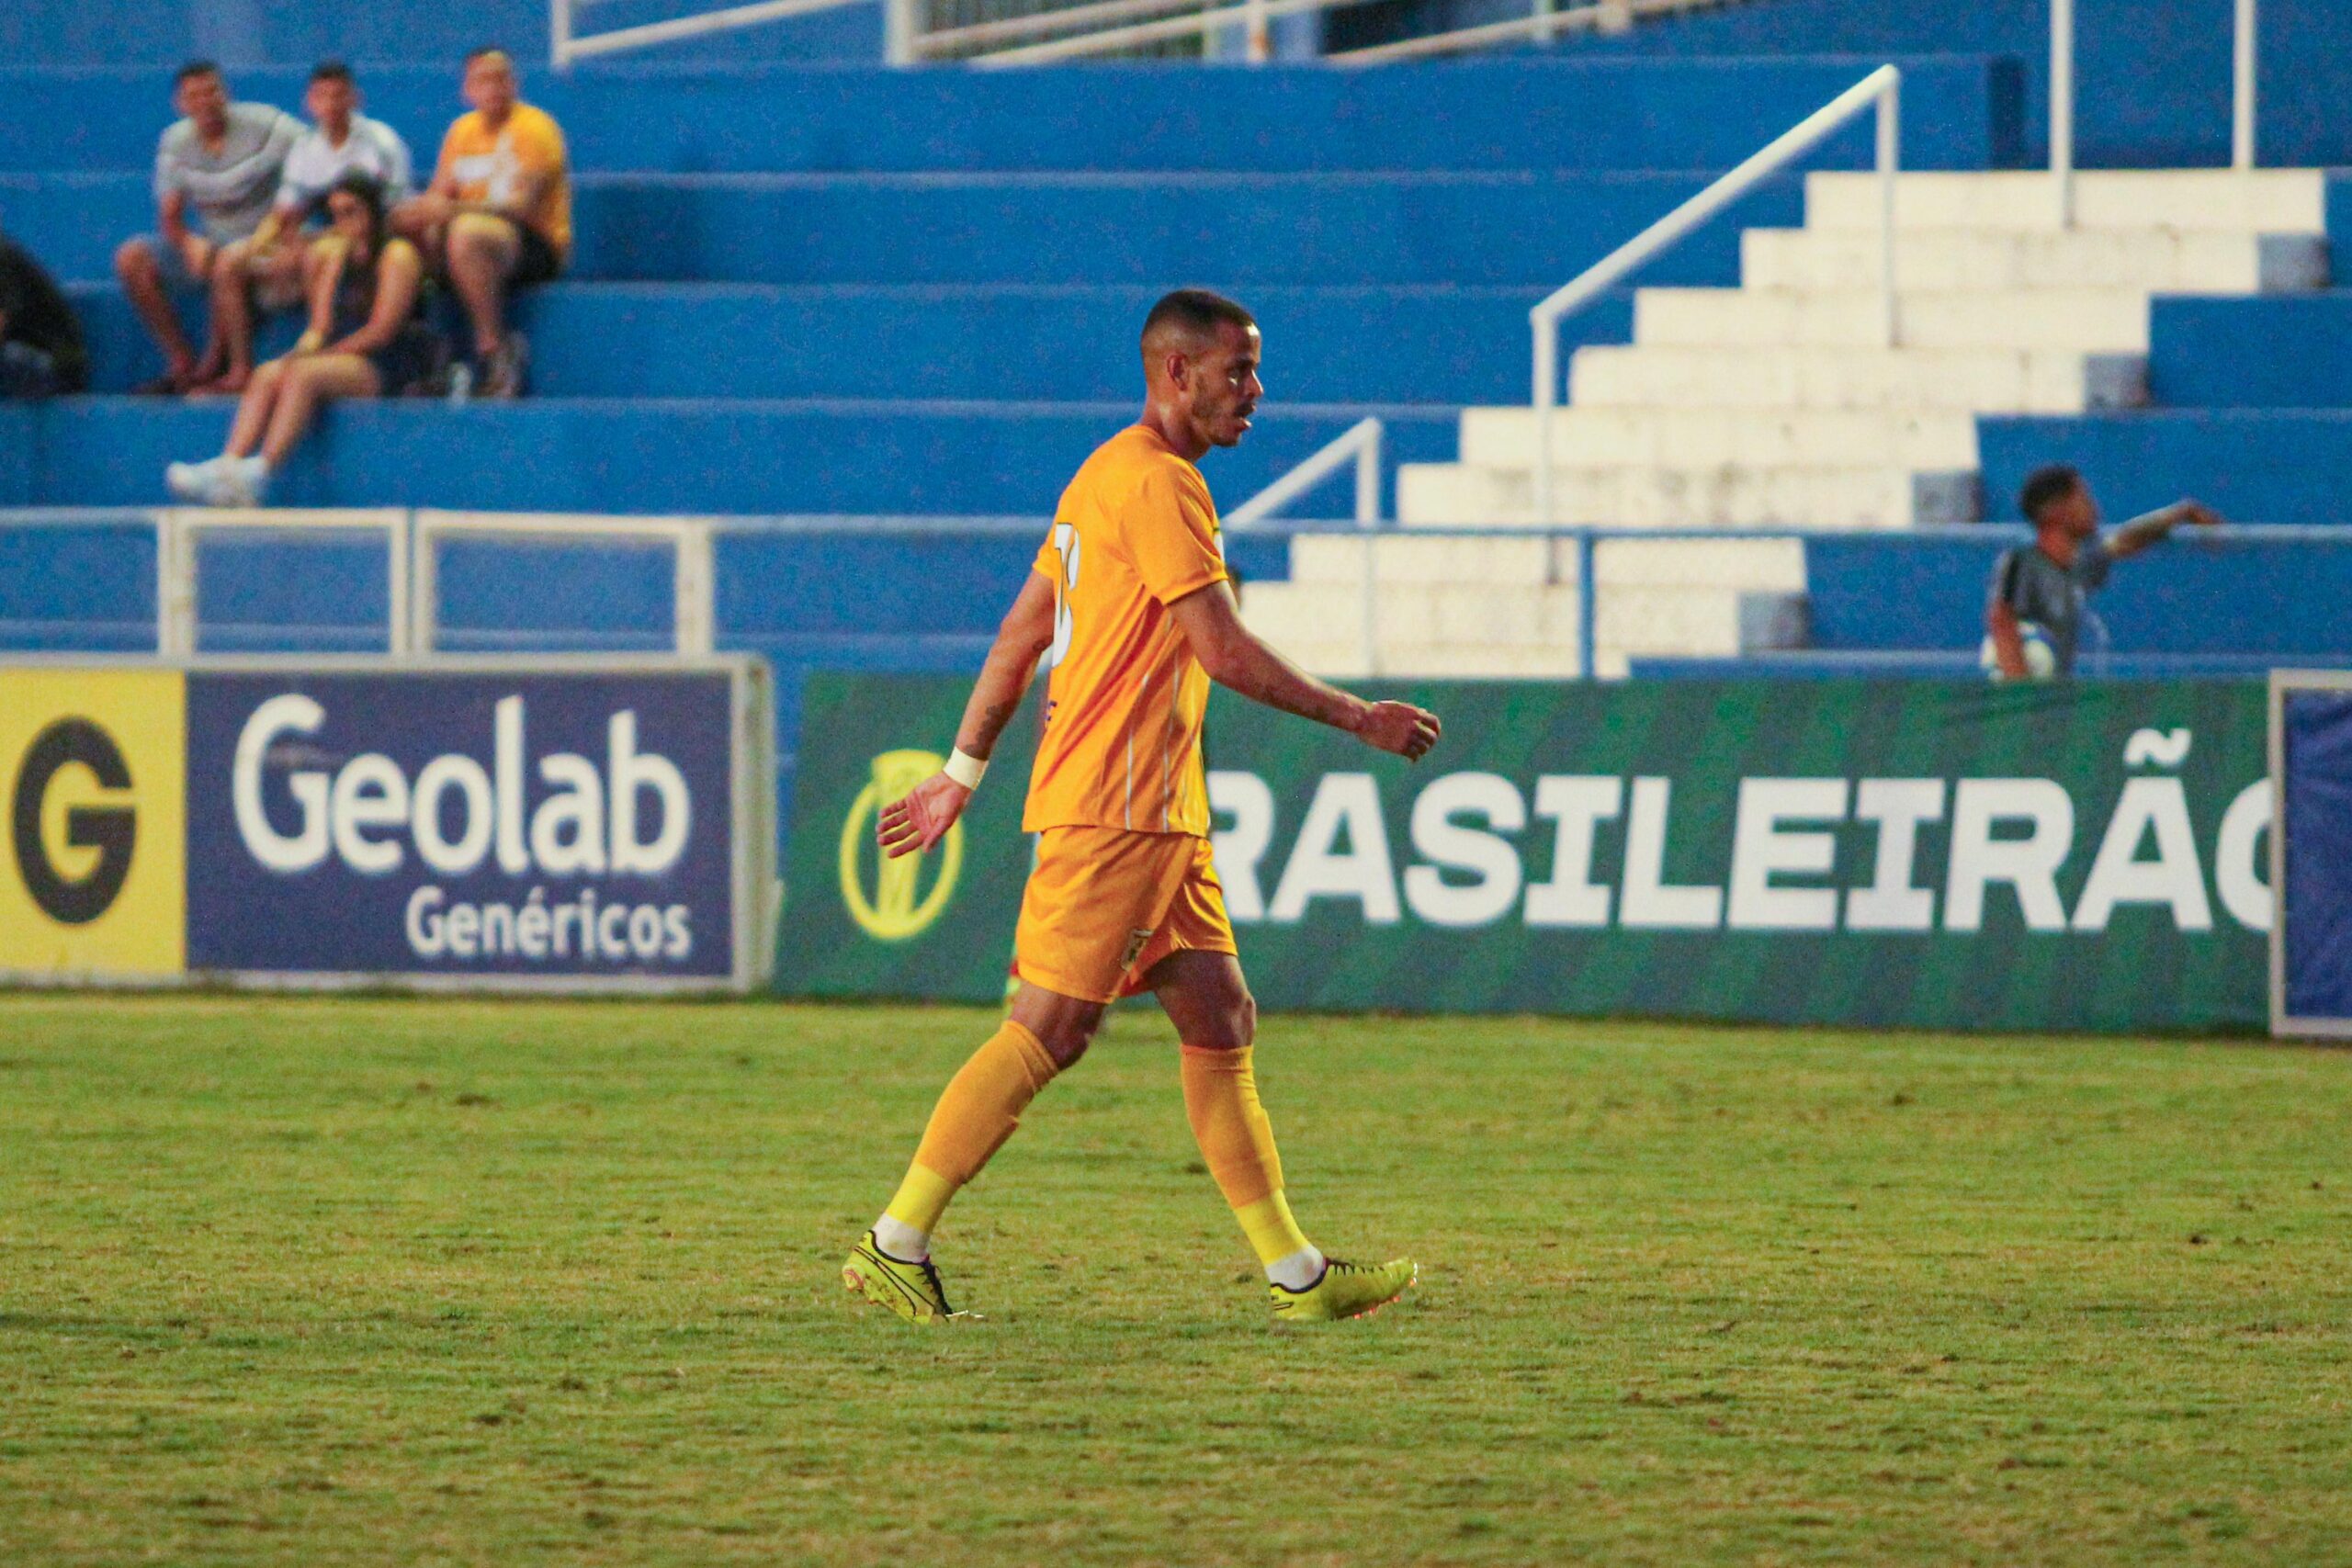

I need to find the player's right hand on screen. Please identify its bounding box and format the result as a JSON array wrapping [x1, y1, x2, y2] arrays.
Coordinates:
[[1353, 700, 1442, 761], [877, 772, 973, 859]]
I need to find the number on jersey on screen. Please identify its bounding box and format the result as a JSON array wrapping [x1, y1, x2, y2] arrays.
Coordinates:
[[1047, 521, 1082, 668]]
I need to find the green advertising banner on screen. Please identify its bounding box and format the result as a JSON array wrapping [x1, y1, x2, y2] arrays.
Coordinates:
[[775, 676, 2272, 1034]]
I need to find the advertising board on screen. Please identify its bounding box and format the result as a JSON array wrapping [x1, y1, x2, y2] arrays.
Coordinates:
[[0, 658, 773, 992], [775, 675, 2269, 1034]]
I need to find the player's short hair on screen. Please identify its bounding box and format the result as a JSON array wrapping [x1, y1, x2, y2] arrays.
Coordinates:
[[310, 60, 356, 86], [465, 45, 513, 68], [1141, 288, 1256, 353], [2019, 463, 2085, 525], [175, 60, 222, 87]]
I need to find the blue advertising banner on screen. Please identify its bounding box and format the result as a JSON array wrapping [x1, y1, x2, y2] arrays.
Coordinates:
[[2274, 672, 2352, 1036], [181, 667, 753, 983]]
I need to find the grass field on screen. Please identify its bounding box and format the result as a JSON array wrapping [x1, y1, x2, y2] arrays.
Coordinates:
[[2, 996, 2350, 1565]]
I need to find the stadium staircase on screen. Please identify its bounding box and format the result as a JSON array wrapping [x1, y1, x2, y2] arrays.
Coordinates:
[[7, 0, 2352, 691], [1239, 165, 2339, 676]]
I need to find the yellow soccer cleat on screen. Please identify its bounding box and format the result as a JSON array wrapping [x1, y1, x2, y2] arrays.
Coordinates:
[[842, 1231, 967, 1324], [1269, 1256, 1419, 1323]]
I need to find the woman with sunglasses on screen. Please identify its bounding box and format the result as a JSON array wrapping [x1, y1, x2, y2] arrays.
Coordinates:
[[167, 170, 441, 506]]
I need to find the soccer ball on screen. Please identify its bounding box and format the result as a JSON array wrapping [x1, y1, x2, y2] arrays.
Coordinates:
[[1979, 623, 2058, 682]]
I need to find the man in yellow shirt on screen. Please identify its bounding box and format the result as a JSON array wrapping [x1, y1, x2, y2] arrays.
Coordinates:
[[842, 289, 1443, 1325], [391, 48, 570, 397]]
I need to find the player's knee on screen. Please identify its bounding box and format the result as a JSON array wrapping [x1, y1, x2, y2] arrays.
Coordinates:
[[1184, 992, 1256, 1054], [1035, 1011, 1100, 1070], [115, 238, 153, 281]]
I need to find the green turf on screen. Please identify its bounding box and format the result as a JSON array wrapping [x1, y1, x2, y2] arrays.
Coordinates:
[[2, 995, 2349, 1565]]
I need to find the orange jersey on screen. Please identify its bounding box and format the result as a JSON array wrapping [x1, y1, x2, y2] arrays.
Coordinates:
[[1023, 424, 1228, 837], [435, 102, 571, 257]]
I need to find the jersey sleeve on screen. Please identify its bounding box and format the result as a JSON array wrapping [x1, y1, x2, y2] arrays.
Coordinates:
[[382, 125, 416, 204], [516, 111, 567, 179], [2077, 536, 2113, 592], [433, 119, 462, 186], [153, 126, 186, 203], [1985, 547, 2022, 615], [1123, 464, 1228, 605]]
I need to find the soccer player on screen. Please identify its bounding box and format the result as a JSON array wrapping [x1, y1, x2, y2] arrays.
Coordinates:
[[842, 288, 1442, 1326], [1984, 464, 2222, 680]]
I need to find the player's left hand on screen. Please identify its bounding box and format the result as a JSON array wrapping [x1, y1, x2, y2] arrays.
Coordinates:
[[2175, 499, 2223, 528], [878, 772, 972, 858]]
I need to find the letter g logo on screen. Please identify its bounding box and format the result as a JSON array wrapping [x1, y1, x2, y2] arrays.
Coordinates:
[[12, 719, 137, 925]]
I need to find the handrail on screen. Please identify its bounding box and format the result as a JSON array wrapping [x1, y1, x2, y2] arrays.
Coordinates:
[[1226, 417, 1382, 529], [1528, 64, 1900, 527], [965, 0, 1383, 64], [548, 0, 1744, 68], [913, 0, 1227, 55], [2050, 0, 2261, 220], [413, 512, 715, 655], [1227, 418, 1384, 673], [552, 0, 876, 68], [1330, 0, 1717, 64]]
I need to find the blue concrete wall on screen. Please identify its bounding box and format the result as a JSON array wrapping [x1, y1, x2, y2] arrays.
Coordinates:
[[1805, 533, 2352, 656], [2148, 295, 2352, 410], [0, 58, 2014, 175], [63, 281, 1632, 403], [1981, 412, 2352, 530], [17, 400, 1459, 515], [4, 167, 1806, 287], [0, 0, 880, 69], [1350, 0, 2352, 168]]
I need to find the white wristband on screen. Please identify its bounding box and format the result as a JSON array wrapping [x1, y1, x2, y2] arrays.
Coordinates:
[[944, 748, 988, 791]]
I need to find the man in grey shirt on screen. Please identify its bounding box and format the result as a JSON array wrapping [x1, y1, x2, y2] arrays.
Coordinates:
[[1984, 463, 2221, 679], [112, 62, 300, 394]]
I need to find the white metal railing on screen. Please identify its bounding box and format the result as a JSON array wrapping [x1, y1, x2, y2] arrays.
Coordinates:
[[160, 509, 413, 657], [945, 0, 1724, 65], [1226, 417, 1383, 531], [1226, 418, 1384, 675], [1527, 64, 1900, 527], [412, 513, 715, 656], [2049, 0, 2263, 225], [552, 0, 880, 67]]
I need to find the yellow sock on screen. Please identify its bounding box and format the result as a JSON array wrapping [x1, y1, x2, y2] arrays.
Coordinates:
[[1181, 1044, 1315, 1267], [882, 1021, 1059, 1237]]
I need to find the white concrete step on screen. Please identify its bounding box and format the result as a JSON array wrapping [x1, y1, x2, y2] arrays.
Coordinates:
[[1804, 168, 2330, 232], [1634, 286, 2151, 351], [1459, 404, 1978, 469], [1566, 344, 2144, 413], [1741, 225, 2327, 293], [1240, 579, 1585, 676], [1283, 532, 1564, 585], [1397, 460, 1974, 527], [1245, 536, 1809, 679]]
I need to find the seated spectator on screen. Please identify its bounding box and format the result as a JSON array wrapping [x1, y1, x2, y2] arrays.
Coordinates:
[[0, 229, 86, 398], [1983, 464, 2222, 680], [166, 175, 439, 508], [115, 62, 300, 394], [206, 61, 414, 393], [391, 47, 570, 398]]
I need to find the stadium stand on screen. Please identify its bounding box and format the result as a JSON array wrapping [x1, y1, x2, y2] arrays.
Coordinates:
[[6, 0, 2352, 718]]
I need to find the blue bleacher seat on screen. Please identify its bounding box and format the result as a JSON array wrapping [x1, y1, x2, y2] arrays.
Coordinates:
[[0, 53, 2018, 514]]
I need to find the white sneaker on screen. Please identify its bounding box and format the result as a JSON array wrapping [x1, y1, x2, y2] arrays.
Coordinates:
[[202, 457, 268, 508], [164, 457, 220, 501]]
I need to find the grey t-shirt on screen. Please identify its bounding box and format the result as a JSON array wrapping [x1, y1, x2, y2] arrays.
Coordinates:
[[154, 102, 303, 244], [1987, 536, 2110, 674]]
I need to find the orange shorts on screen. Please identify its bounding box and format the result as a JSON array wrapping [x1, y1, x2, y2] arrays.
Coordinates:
[[1012, 826, 1238, 1004]]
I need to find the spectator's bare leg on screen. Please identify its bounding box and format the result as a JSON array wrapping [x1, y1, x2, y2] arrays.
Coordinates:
[[116, 237, 198, 388], [223, 359, 288, 457], [445, 213, 522, 360], [206, 240, 259, 394], [259, 355, 379, 468]]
